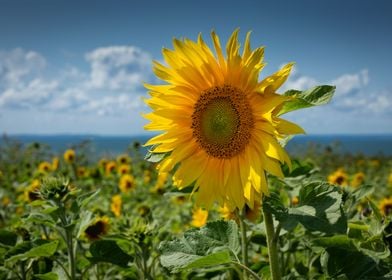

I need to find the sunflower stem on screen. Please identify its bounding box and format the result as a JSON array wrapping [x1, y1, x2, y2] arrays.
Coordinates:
[[237, 209, 249, 280], [262, 201, 281, 280]]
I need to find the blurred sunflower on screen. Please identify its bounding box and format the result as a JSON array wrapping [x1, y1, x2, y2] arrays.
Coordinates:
[[291, 196, 299, 206], [191, 208, 208, 227], [143, 170, 152, 184], [76, 167, 89, 178], [51, 157, 59, 171], [105, 161, 117, 175], [119, 174, 135, 193], [379, 198, 392, 216], [117, 164, 131, 176], [144, 30, 304, 210], [328, 169, 349, 186], [84, 216, 110, 240], [38, 162, 52, 173], [25, 180, 41, 202], [151, 172, 169, 194], [219, 199, 261, 222], [117, 154, 131, 165], [351, 172, 365, 188], [63, 149, 76, 163], [388, 172, 392, 187], [110, 195, 122, 217]]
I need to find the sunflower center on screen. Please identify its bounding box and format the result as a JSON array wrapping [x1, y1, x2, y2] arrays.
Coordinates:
[[192, 85, 253, 159]]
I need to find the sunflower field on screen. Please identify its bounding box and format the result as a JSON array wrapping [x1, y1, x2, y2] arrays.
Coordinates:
[[1, 30, 392, 280]]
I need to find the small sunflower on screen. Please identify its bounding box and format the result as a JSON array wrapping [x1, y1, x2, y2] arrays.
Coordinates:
[[351, 172, 365, 188], [191, 208, 208, 227], [219, 200, 261, 222], [328, 169, 349, 186], [25, 180, 41, 202], [105, 161, 117, 175], [98, 158, 108, 169], [143, 170, 151, 184], [63, 149, 76, 163], [76, 167, 89, 178], [388, 172, 392, 187], [117, 154, 131, 165], [51, 157, 59, 171], [117, 164, 131, 176], [379, 198, 392, 216], [84, 216, 110, 241], [38, 161, 52, 173], [110, 195, 122, 217], [291, 196, 299, 206], [119, 174, 135, 193], [144, 30, 304, 210]]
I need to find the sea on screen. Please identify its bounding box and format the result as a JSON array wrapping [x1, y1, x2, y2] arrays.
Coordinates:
[[1, 134, 392, 158]]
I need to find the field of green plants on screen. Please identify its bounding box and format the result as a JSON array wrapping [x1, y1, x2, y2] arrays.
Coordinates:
[[0, 138, 391, 279]]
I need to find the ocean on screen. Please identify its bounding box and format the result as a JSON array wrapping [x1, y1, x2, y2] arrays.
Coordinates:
[[1, 134, 391, 157]]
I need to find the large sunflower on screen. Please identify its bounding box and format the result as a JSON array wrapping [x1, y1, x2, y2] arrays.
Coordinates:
[[144, 30, 304, 210]]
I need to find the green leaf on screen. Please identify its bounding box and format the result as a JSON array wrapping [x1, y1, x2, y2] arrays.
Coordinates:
[[279, 85, 335, 116], [159, 220, 239, 272], [76, 210, 93, 238], [89, 239, 133, 267], [0, 230, 17, 246], [277, 182, 347, 234], [144, 144, 169, 163], [5, 240, 58, 263], [312, 235, 357, 251], [34, 272, 58, 280]]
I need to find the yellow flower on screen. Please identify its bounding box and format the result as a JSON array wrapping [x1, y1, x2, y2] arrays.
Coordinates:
[[2, 196, 11, 207], [110, 195, 122, 217], [119, 174, 135, 193], [143, 170, 151, 184], [219, 204, 236, 221], [98, 158, 108, 169], [63, 149, 76, 163], [144, 30, 304, 210], [76, 167, 88, 178], [191, 208, 208, 227], [379, 198, 392, 216], [351, 172, 365, 188], [291, 196, 299, 206], [51, 157, 59, 171], [84, 216, 110, 241], [219, 200, 261, 222], [105, 161, 117, 175], [117, 164, 131, 176], [117, 154, 131, 165], [38, 161, 52, 173], [388, 172, 392, 187], [151, 172, 169, 194], [25, 180, 41, 202], [328, 169, 349, 186]]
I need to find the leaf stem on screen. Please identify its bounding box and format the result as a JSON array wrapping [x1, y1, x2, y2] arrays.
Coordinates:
[[231, 261, 262, 280], [262, 199, 281, 280]]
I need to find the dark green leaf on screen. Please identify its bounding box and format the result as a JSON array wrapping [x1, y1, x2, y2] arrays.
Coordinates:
[[5, 240, 58, 263], [89, 239, 133, 267], [0, 230, 17, 246], [159, 220, 239, 272], [279, 85, 335, 116]]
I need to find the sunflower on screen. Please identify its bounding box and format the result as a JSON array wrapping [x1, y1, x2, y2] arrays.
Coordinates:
[[105, 161, 117, 175], [117, 154, 131, 165], [76, 167, 89, 178], [379, 198, 392, 216], [38, 161, 52, 173], [388, 172, 392, 187], [351, 172, 365, 188], [51, 157, 59, 171], [328, 169, 349, 186], [25, 180, 41, 202], [119, 174, 135, 193], [84, 216, 110, 240], [191, 208, 208, 227], [144, 30, 304, 210], [110, 195, 122, 217], [117, 164, 131, 175], [63, 149, 76, 163]]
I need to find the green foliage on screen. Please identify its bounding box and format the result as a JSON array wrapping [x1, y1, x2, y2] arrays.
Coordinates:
[[159, 220, 239, 272], [89, 239, 133, 267], [279, 85, 336, 115]]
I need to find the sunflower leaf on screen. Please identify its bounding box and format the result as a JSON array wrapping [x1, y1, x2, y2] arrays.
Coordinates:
[[278, 85, 335, 115], [89, 239, 133, 267], [275, 182, 347, 234], [159, 220, 239, 272]]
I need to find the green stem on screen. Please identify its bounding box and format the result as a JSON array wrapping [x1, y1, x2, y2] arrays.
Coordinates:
[[66, 229, 76, 280], [262, 202, 281, 280], [231, 261, 262, 280], [238, 209, 249, 280]]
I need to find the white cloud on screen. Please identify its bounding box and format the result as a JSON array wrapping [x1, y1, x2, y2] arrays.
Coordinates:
[[0, 48, 46, 86], [85, 46, 151, 91], [331, 69, 369, 96], [0, 46, 153, 117]]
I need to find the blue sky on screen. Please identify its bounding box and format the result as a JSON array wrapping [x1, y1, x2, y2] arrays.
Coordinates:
[[0, 0, 391, 135]]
